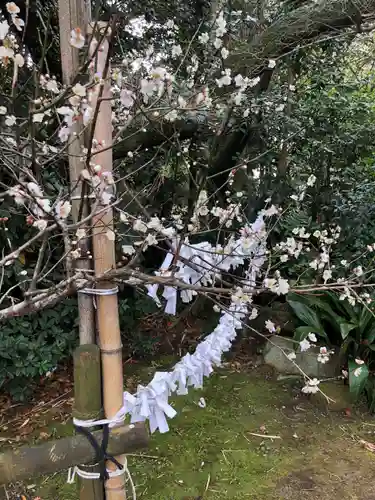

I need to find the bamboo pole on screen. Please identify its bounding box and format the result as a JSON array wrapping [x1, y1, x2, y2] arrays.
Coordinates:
[[73, 345, 104, 499], [58, 0, 95, 346], [58, 1, 103, 497], [89, 23, 127, 500], [0, 423, 149, 486]]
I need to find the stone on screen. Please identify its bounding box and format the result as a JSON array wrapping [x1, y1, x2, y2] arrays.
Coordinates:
[[263, 335, 340, 378]]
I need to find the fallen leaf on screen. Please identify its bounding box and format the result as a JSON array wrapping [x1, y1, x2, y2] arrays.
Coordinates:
[[360, 439, 375, 452]]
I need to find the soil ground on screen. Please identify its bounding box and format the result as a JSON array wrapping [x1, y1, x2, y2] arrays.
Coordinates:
[[1, 360, 375, 500]]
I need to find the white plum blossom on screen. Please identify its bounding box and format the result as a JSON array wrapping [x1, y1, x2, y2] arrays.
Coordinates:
[[353, 266, 363, 277], [145, 233, 158, 247], [323, 269, 332, 283], [355, 358, 365, 365], [307, 174, 317, 187], [70, 28, 85, 49], [221, 47, 229, 59], [165, 109, 178, 122], [120, 89, 134, 108], [198, 32, 209, 44], [33, 113, 46, 123], [27, 182, 43, 197], [72, 83, 86, 97], [299, 339, 311, 352], [213, 37, 223, 49], [161, 226, 176, 238], [234, 74, 245, 87], [277, 278, 289, 295], [147, 217, 163, 231], [353, 367, 363, 377], [122, 245, 136, 255], [287, 351, 296, 360], [5, 115, 16, 126], [171, 45, 182, 57], [76, 228, 86, 240], [249, 308, 258, 320], [265, 320, 276, 333], [8, 185, 25, 205], [317, 347, 330, 364], [302, 378, 320, 394], [0, 20, 9, 40], [0, 46, 14, 62], [234, 92, 244, 105], [268, 59, 276, 69], [12, 15, 24, 31], [33, 219, 47, 231], [6, 2, 20, 14], [215, 12, 227, 37], [55, 201, 71, 219], [133, 219, 148, 233], [307, 333, 317, 342], [83, 106, 92, 126], [106, 230, 115, 241], [264, 275, 289, 295], [58, 126, 70, 142], [0, 106, 7, 114], [216, 68, 231, 87]]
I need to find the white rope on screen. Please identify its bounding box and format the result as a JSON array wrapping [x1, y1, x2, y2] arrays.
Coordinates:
[[67, 456, 136, 499], [73, 414, 131, 430], [72, 214, 266, 434]]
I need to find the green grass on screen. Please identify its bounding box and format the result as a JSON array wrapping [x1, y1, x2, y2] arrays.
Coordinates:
[[19, 367, 375, 499]]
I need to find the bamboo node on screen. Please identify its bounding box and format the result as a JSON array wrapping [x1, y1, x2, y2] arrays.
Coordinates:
[[78, 286, 119, 296], [100, 346, 123, 355]]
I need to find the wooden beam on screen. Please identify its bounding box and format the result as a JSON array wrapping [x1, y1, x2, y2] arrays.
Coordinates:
[[0, 423, 149, 486]]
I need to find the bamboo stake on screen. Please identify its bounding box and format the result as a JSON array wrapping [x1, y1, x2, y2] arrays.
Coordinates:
[[58, 1, 102, 498], [58, 0, 95, 346], [73, 345, 104, 499], [89, 23, 127, 500]]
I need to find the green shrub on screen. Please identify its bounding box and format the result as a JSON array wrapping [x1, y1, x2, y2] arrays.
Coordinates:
[[287, 291, 375, 410], [0, 298, 78, 400]]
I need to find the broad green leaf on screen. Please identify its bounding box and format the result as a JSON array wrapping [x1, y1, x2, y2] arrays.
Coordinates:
[[325, 290, 355, 319], [359, 307, 374, 336], [348, 359, 369, 401], [365, 324, 375, 345], [338, 322, 357, 340], [287, 300, 324, 333]]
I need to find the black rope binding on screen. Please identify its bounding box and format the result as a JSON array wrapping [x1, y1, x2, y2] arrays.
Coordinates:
[[74, 423, 123, 481]]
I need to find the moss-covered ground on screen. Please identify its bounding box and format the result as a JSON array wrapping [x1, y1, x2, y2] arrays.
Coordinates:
[[4, 363, 375, 499]]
